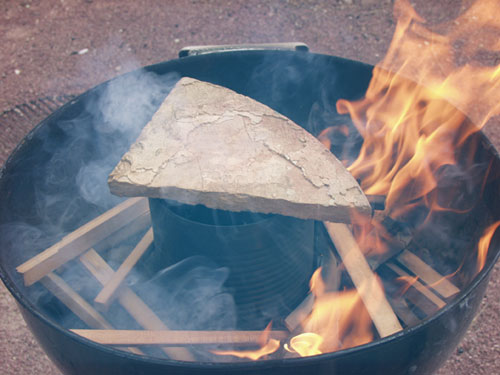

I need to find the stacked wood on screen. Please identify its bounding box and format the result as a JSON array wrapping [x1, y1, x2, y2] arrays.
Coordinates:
[[397, 250, 459, 298], [40, 272, 142, 355], [79, 249, 194, 361], [16, 198, 149, 286], [16, 78, 463, 359], [94, 228, 154, 310], [324, 222, 403, 337]]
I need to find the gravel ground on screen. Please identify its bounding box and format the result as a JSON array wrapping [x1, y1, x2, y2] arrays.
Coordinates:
[[1, 1, 499, 374]]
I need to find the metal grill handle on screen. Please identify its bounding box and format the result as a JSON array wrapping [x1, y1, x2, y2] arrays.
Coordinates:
[[178, 42, 309, 58]]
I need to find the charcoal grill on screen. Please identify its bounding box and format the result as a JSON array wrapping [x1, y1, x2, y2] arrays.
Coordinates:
[[0, 47, 499, 375]]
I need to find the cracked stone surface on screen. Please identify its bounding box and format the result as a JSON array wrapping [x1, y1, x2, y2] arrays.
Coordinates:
[[108, 77, 371, 222]]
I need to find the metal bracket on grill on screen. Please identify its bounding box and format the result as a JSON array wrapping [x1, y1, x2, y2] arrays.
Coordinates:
[[178, 42, 309, 58]]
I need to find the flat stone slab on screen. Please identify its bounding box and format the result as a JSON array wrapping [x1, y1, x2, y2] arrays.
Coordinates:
[[108, 77, 371, 222]]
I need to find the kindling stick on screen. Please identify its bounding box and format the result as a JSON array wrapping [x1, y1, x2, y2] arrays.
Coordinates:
[[397, 250, 459, 298], [386, 295, 420, 327], [386, 262, 446, 315], [42, 272, 112, 329], [17, 197, 150, 286], [94, 211, 152, 253], [94, 228, 154, 310], [40, 272, 142, 355], [70, 329, 289, 347], [79, 249, 194, 361], [284, 294, 314, 332], [323, 222, 403, 337]]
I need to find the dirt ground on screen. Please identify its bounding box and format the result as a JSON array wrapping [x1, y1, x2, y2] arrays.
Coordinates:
[[0, 1, 499, 374]]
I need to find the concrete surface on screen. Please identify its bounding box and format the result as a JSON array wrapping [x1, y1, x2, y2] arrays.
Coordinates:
[[1, 1, 498, 374]]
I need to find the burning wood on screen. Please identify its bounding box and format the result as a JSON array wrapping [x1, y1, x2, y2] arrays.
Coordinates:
[[71, 329, 289, 347], [13, 68, 483, 362], [397, 250, 459, 298], [284, 293, 315, 332], [386, 262, 446, 314], [16, 197, 150, 286], [366, 211, 413, 270], [285, 243, 340, 332], [211, 324, 282, 360], [6, 0, 500, 368], [107, 77, 371, 223], [94, 228, 154, 310], [103, 77, 414, 349], [15, 73, 467, 363], [324, 222, 403, 337]]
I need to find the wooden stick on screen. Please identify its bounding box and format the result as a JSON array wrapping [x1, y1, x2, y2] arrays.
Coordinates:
[[94, 228, 154, 309], [386, 295, 420, 327], [397, 250, 459, 298], [40, 273, 143, 355], [386, 262, 446, 310], [79, 249, 194, 361], [80, 249, 161, 328], [324, 222, 403, 337], [17, 198, 150, 286], [94, 211, 152, 253], [284, 294, 314, 332], [70, 329, 289, 347], [42, 273, 112, 329]]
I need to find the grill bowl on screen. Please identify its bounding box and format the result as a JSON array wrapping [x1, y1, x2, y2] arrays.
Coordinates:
[[1, 50, 499, 375]]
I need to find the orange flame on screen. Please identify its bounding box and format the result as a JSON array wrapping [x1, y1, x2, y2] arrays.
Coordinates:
[[286, 333, 323, 357], [217, 0, 500, 361], [396, 275, 419, 297], [336, 0, 500, 273], [338, 0, 500, 219], [288, 268, 373, 357], [350, 209, 390, 257], [293, 0, 500, 358], [211, 322, 280, 360], [477, 221, 500, 272], [318, 125, 352, 166]]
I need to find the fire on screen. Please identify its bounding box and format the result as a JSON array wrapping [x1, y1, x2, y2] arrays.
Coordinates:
[[395, 275, 419, 297], [477, 221, 500, 272], [211, 322, 280, 360], [287, 268, 373, 357], [286, 0, 500, 358], [218, 0, 500, 361], [336, 0, 500, 269], [350, 209, 390, 257], [318, 125, 351, 166], [286, 333, 323, 357]]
